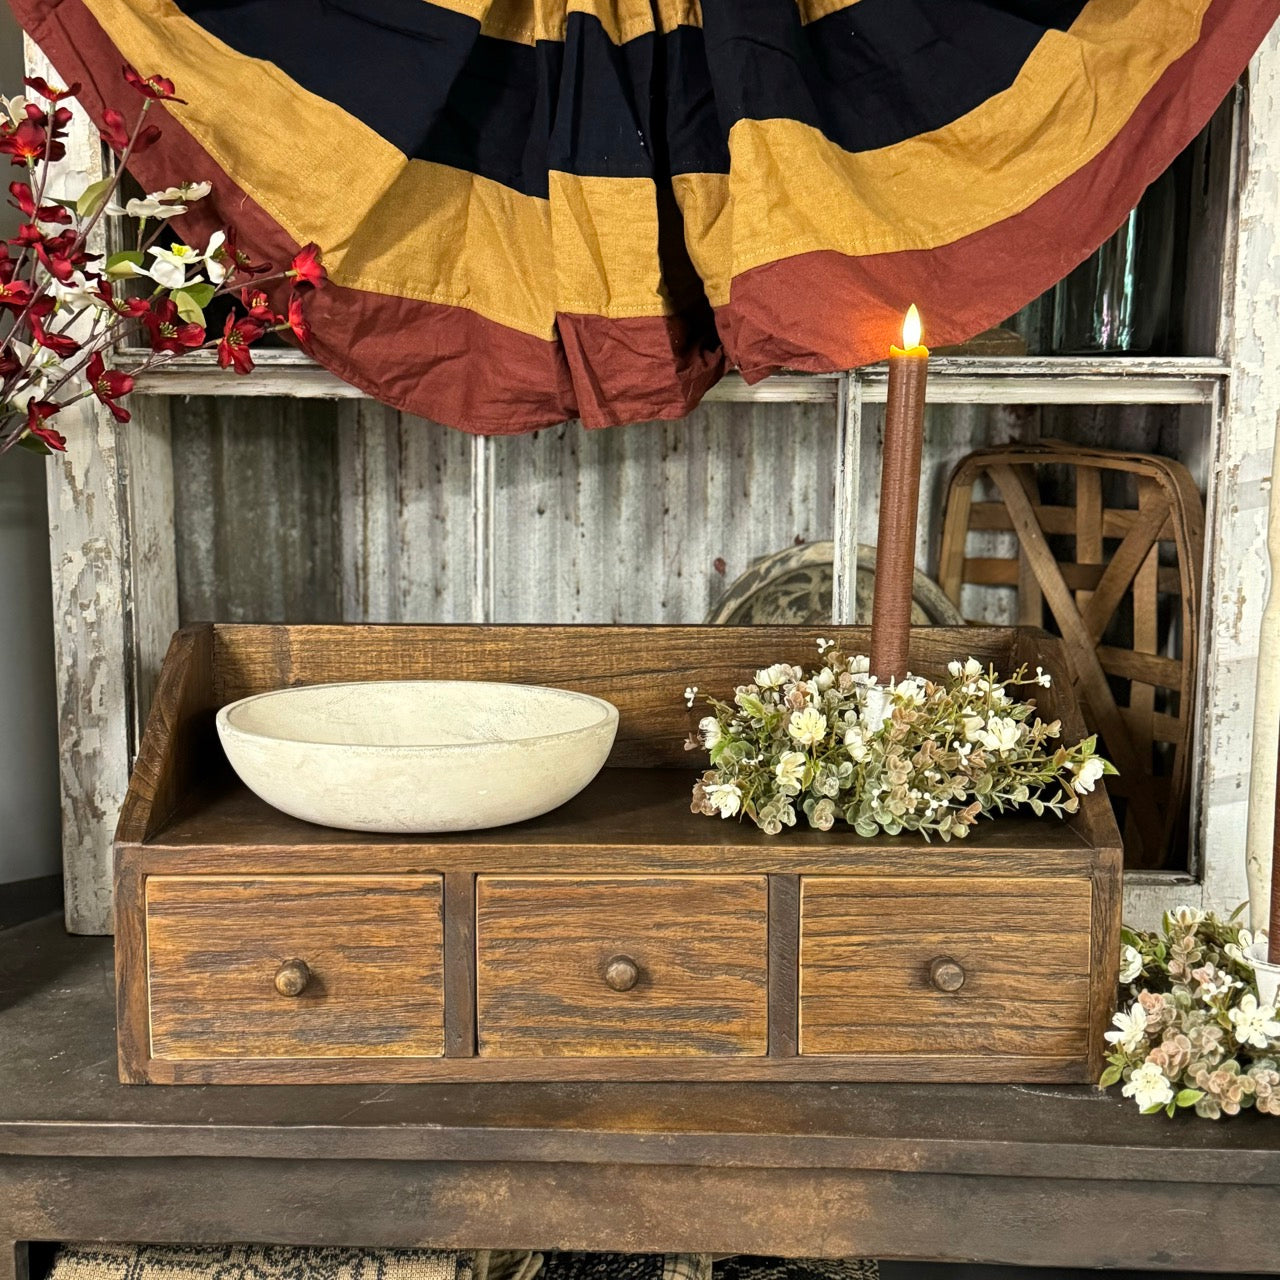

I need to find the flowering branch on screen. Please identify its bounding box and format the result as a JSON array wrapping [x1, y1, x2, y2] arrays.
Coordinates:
[[0, 66, 327, 458]]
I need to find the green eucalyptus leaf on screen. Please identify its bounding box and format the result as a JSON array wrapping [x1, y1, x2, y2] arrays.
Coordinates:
[[181, 282, 217, 307], [170, 288, 205, 327], [76, 176, 114, 219], [105, 249, 144, 280]]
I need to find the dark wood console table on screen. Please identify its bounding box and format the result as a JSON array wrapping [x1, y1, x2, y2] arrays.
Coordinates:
[[3, 914, 1279, 1276]]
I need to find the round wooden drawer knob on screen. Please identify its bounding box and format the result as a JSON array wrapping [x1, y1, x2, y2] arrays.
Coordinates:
[[929, 957, 966, 993], [603, 955, 640, 992], [274, 958, 312, 997]]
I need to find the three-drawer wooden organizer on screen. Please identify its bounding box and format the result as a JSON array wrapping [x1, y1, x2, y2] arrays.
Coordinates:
[[115, 623, 1122, 1085]]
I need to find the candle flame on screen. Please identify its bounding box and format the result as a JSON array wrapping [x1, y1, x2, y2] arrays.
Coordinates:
[[902, 304, 922, 350]]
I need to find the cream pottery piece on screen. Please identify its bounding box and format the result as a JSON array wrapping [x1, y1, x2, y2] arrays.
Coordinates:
[[216, 680, 619, 833]]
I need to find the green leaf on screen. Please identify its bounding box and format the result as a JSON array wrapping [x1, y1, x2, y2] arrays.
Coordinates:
[[1175, 1089, 1204, 1107], [1098, 1063, 1123, 1088], [180, 281, 217, 307], [76, 176, 115, 219], [170, 287, 205, 327], [1165, 1102, 1176, 1118], [16, 433, 50, 455], [105, 249, 144, 280]]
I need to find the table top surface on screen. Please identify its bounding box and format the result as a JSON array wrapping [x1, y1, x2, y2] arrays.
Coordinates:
[[3, 914, 1280, 1183]]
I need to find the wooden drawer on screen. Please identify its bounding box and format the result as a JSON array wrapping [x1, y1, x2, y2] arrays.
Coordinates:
[[799, 876, 1092, 1057], [146, 875, 444, 1060], [475, 875, 768, 1057]]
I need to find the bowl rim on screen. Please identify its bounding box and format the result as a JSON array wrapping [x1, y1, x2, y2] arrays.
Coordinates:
[[215, 679, 620, 752]]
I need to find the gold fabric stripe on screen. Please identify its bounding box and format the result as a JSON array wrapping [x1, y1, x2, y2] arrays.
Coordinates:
[[474, 0, 702, 45], [548, 172, 667, 312], [676, 0, 1210, 305], [85, 0, 1208, 327], [411, 0, 848, 46]]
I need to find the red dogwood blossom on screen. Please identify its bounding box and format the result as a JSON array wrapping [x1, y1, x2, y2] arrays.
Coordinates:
[[217, 226, 268, 277], [30, 315, 80, 359], [0, 119, 49, 165], [217, 314, 263, 375], [286, 292, 313, 350], [239, 289, 275, 324], [289, 243, 326, 289], [86, 351, 134, 423], [144, 298, 205, 354], [99, 106, 160, 154], [23, 75, 82, 103], [10, 180, 70, 224], [94, 280, 151, 319], [0, 277, 33, 313], [123, 65, 186, 104], [35, 230, 97, 283], [24, 399, 65, 451]]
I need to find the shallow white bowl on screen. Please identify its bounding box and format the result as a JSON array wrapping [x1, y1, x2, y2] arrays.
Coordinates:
[[216, 680, 619, 833]]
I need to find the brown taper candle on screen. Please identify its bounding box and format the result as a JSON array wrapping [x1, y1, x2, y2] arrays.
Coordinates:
[[870, 305, 929, 682]]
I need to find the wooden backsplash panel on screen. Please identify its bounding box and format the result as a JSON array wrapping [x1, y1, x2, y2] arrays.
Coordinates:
[[208, 623, 1037, 769]]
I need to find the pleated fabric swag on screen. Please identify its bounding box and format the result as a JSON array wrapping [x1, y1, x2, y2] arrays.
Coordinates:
[[10, 0, 1278, 432]]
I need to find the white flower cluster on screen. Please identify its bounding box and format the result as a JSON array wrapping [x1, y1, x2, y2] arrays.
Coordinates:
[[687, 641, 1114, 839], [1101, 909, 1280, 1119]]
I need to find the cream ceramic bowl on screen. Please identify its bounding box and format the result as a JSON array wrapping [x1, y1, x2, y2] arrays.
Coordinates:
[[216, 680, 619, 833]]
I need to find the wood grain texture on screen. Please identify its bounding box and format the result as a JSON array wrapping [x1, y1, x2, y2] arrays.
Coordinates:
[[443, 872, 477, 1057], [768, 875, 799, 1057], [146, 875, 444, 1061], [139, 1054, 1089, 1085], [475, 875, 769, 1057], [116, 624, 216, 845], [113, 859, 150, 1085], [13, 1152, 1280, 1272], [799, 876, 1093, 1057], [1088, 853, 1123, 1080]]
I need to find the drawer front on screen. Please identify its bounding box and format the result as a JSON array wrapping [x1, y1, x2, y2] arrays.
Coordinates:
[[476, 875, 768, 1057], [147, 875, 444, 1060], [799, 876, 1092, 1057]]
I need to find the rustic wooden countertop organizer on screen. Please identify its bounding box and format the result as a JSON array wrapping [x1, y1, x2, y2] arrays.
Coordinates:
[[115, 622, 1122, 1086]]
